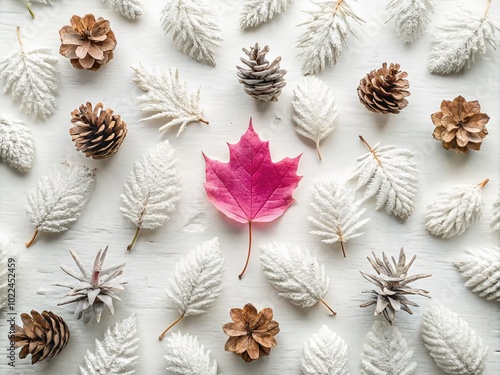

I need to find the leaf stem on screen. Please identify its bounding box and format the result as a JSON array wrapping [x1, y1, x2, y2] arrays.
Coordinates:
[[238, 222, 252, 279], [333, 0, 345, 15], [340, 241, 346, 258], [484, 0, 492, 18], [320, 299, 337, 316], [478, 178, 489, 188], [26, 230, 39, 248], [358, 135, 382, 166], [315, 140, 323, 161], [24, 1, 35, 19], [16, 26, 24, 49], [158, 314, 184, 340], [127, 227, 141, 251], [199, 118, 209, 125]]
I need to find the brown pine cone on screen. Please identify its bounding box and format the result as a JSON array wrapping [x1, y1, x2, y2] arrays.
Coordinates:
[[358, 62, 410, 114], [13, 310, 70, 364], [59, 14, 117, 71], [70, 102, 128, 160]]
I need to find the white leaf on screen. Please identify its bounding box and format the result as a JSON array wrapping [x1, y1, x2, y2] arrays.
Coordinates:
[[360, 320, 417, 375], [0, 113, 35, 173], [301, 325, 349, 375], [131, 63, 208, 137], [349, 137, 419, 220], [160, 0, 222, 66], [387, 0, 433, 43], [240, 0, 293, 28], [0, 238, 12, 310], [428, 5, 497, 74], [292, 77, 338, 161], [102, 0, 144, 19], [296, 1, 365, 75], [164, 332, 219, 375], [425, 180, 487, 239], [491, 189, 500, 232], [80, 314, 139, 375], [454, 247, 500, 302], [422, 305, 488, 375]]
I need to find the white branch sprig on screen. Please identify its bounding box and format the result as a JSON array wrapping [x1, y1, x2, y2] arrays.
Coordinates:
[[240, 0, 293, 29], [102, 0, 144, 19], [387, 0, 433, 43]]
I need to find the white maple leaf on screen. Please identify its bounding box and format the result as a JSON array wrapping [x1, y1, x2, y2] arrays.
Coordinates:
[[491, 189, 500, 232], [387, 0, 433, 43], [160, 0, 223, 66], [131, 63, 208, 137], [80, 314, 139, 375], [0, 113, 35, 173], [0, 238, 12, 310], [120, 140, 181, 250], [349, 136, 419, 220], [360, 320, 417, 375], [240, 0, 293, 29], [292, 77, 338, 161], [454, 247, 500, 302], [301, 325, 349, 375], [296, 0, 365, 75], [422, 305, 488, 375], [102, 0, 143, 19], [164, 332, 219, 375]]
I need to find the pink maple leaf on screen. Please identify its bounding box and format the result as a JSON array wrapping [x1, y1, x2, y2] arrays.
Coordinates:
[[204, 119, 302, 278]]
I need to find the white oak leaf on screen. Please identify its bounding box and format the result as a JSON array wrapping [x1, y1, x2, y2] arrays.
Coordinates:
[[131, 63, 208, 137], [301, 325, 349, 375], [0, 238, 12, 310], [292, 77, 338, 161], [102, 0, 143, 19], [491, 189, 500, 232], [240, 0, 293, 28], [387, 0, 433, 43], [0, 113, 35, 173], [360, 320, 417, 375], [422, 305, 488, 375], [454, 247, 500, 302]]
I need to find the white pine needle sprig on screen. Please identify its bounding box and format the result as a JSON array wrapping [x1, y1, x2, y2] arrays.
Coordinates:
[[291, 77, 338, 161], [349, 136, 419, 220], [0, 27, 58, 119], [160, 0, 223, 66], [159, 238, 224, 340], [0, 113, 35, 173], [131, 63, 208, 137], [301, 325, 349, 375], [425, 178, 488, 239], [454, 247, 500, 302], [164, 332, 219, 375], [25, 162, 96, 247], [387, 0, 433, 43], [259, 242, 336, 315], [240, 0, 293, 29], [0, 238, 12, 310], [120, 140, 180, 251], [422, 305, 488, 375], [296, 0, 365, 75], [491, 189, 500, 232], [102, 0, 143, 19], [80, 314, 139, 375], [360, 320, 417, 375]]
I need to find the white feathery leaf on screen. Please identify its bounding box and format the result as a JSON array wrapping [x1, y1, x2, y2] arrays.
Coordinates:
[[296, 0, 365, 75], [160, 0, 222, 66], [349, 137, 419, 220], [360, 320, 417, 375], [164, 332, 219, 375], [102, 0, 144, 19], [0, 238, 12, 310], [422, 305, 488, 375], [291, 77, 338, 161], [301, 325, 349, 375], [80, 314, 139, 375], [425, 179, 487, 239], [0, 113, 35, 173], [428, 4, 497, 74], [131, 63, 208, 137], [387, 0, 433, 43], [454, 247, 500, 302], [240, 0, 293, 29], [491, 189, 500, 232]]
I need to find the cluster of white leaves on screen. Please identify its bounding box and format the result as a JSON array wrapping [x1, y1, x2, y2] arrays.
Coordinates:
[[102, 0, 144, 19], [422, 305, 488, 375], [492, 189, 500, 232], [360, 321, 417, 375], [160, 0, 222, 66], [240, 0, 293, 28], [291, 77, 338, 161], [131, 63, 207, 137], [0, 114, 35, 173], [297, 1, 365, 75], [387, 0, 433, 43], [80, 314, 139, 375], [0, 238, 12, 310], [454, 247, 500, 302], [164, 332, 219, 375], [301, 325, 349, 375]]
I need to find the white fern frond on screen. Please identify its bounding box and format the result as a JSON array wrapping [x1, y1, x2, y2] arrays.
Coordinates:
[[131, 63, 208, 137], [301, 325, 349, 375], [425, 179, 487, 239], [454, 247, 500, 302], [0, 238, 12, 310], [240, 0, 293, 28], [360, 320, 417, 375], [296, 0, 365, 75], [102, 0, 144, 19], [491, 190, 500, 232], [80, 314, 139, 375], [0, 113, 35, 173], [422, 305, 488, 375], [160, 0, 222, 66], [164, 332, 219, 375], [349, 136, 419, 220], [387, 0, 433, 43], [292, 77, 338, 161]]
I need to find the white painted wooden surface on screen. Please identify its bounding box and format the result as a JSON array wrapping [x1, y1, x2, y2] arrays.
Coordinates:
[[0, 0, 499, 374]]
